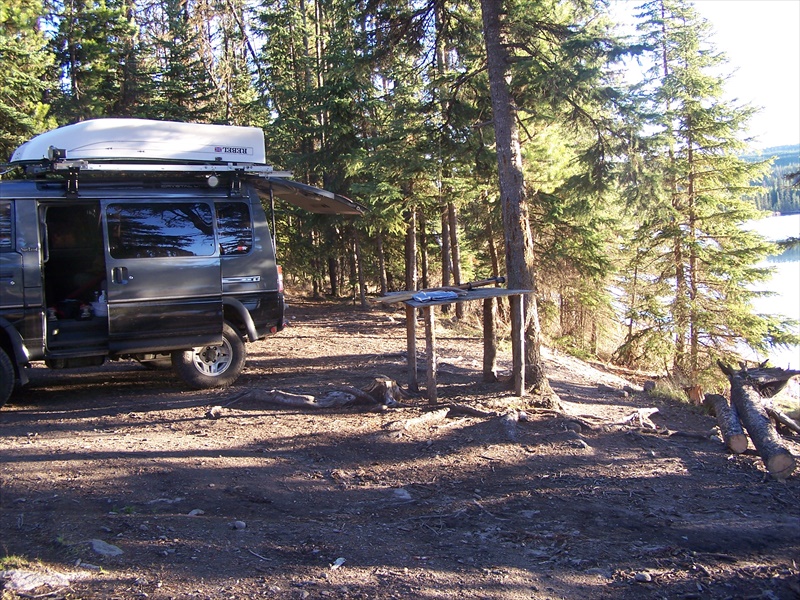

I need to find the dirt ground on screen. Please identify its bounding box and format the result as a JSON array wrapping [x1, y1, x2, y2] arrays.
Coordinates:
[[2, 296, 799, 600]]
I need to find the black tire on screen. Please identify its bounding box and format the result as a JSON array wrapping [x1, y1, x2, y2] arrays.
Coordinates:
[[171, 323, 246, 389], [0, 347, 15, 408]]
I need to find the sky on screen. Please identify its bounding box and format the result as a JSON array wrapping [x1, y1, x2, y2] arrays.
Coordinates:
[[611, 0, 800, 150]]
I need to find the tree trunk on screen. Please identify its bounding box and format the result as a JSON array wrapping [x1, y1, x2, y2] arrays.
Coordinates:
[[484, 194, 506, 321], [440, 206, 451, 314], [448, 202, 464, 319], [419, 211, 429, 290], [485, 198, 500, 279], [311, 228, 323, 299], [328, 256, 338, 297], [483, 297, 498, 382], [377, 230, 388, 296], [352, 226, 367, 308], [479, 0, 551, 398], [405, 209, 417, 292]]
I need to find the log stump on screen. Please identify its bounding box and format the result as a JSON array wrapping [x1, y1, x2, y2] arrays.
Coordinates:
[[703, 393, 748, 454]]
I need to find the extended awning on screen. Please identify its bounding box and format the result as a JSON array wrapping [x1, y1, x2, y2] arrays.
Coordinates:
[[257, 177, 365, 216]]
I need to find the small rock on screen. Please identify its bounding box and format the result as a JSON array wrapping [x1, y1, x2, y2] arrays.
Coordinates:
[[188, 509, 205, 516], [0, 569, 71, 592], [232, 520, 247, 530], [205, 406, 223, 419], [585, 567, 613, 579], [634, 572, 652, 583], [89, 539, 124, 557], [330, 557, 346, 570], [390, 488, 413, 503]]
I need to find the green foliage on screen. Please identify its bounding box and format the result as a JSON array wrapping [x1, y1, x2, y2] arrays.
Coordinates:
[[0, 0, 55, 159], [133, 0, 219, 122], [46, 0, 138, 122], [615, 0, 796, 384], [743, 145, 800, 214]]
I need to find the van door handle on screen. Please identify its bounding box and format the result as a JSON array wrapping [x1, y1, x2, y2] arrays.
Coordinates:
[[111, 266, 129, 284]]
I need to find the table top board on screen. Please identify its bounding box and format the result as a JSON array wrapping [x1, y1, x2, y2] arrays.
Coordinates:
[[399, 287, 533, 308]]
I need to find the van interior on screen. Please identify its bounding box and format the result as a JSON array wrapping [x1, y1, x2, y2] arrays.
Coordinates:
[[43, 204, 108, 349]]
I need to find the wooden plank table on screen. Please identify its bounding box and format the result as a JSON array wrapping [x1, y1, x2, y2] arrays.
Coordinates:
[[388, 288, 533, 403]]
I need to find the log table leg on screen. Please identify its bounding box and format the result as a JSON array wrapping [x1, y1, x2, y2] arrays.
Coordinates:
[[406, 304, 418, 393], [483, 297, 498, 382], [510, 294, 525, 396], [423, 306, 437, 404]]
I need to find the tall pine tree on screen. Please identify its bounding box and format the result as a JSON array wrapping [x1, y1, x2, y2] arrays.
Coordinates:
[[0, 0, 54, 159], [617, 0, 798, 386]]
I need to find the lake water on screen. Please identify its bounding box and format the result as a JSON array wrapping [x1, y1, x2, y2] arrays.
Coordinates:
[[743, 213, 800, 370]]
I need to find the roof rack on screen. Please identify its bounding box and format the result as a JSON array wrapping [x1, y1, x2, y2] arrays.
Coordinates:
[[49, 158, 292, 178]]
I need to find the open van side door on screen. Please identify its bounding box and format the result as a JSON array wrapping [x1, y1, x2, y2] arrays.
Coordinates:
[[102, 199, 222, 354]]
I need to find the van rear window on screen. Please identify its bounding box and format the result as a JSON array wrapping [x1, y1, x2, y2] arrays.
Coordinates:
[[216, 202, 253, 255], [107, 202, 216, 259], [0, 202, 12, 251]]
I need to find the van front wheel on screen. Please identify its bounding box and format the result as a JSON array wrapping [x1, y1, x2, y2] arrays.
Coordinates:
[[172, 323, 246, 389]]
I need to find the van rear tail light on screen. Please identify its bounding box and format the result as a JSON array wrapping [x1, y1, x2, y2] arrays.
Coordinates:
[[277, 265, 284, 293]]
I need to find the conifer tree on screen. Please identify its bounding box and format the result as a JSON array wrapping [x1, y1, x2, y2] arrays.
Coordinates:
[[479, 0, 625, 395], [134, 0, 219, 122], [0, 0, 54, 159], [618, 0, 798, 386], [46, 0, 136, 122]]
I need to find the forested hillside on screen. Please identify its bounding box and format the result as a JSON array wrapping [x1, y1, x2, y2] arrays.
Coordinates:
[[2, 0, 798, 392], [744, 145, 800, 214]]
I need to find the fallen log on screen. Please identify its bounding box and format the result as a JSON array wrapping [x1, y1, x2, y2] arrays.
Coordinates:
[[383, 408, 451, 431], [614, 407, 659, 430], [733, 361, 800, 398], [766, 406, 800, 436], [719, 362, 796, 480], [703, 393, 748, 454], [215, 377, 410, 413]]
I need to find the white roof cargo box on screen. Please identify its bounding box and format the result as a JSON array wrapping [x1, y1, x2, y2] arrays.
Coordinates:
[[8, 118, 365, 216], [10, 118, 267, 165]]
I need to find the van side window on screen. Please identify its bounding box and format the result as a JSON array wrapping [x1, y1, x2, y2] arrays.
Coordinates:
[[216, 202, 253, 255], [0, 202, 12, 251], [107, 202, 216, 259]]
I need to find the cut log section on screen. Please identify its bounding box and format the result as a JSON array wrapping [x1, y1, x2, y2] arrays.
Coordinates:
[[719, 363, 796, 480], [703, 393, 748, 454]]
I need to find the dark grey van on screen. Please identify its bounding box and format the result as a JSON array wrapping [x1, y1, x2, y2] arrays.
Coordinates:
[[0, 119, 362, 406]]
